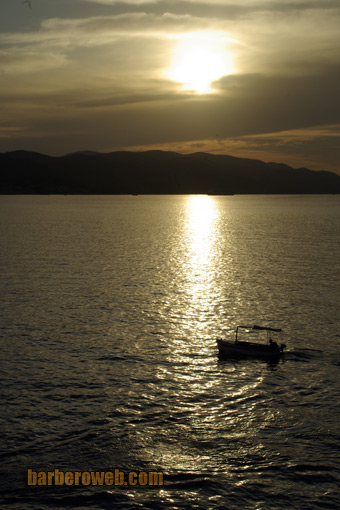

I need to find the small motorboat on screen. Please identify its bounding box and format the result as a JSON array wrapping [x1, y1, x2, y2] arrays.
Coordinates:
[[216, 324, 286, 359]]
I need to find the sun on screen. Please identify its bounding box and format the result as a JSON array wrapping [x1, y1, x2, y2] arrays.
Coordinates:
[[165, 32, 235, 94]]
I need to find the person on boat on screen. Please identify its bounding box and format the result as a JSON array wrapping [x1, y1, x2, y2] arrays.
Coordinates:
[[269, 338, 279, 349]]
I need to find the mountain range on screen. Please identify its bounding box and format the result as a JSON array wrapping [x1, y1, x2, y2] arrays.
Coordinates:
[[1, 150, 339, 194]]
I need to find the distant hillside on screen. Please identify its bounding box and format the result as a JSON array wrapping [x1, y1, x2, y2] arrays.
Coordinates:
[[1, 150, 339, 194]]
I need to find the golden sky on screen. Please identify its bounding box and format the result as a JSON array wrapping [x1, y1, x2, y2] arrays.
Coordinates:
[[1, 0, 340, 173]]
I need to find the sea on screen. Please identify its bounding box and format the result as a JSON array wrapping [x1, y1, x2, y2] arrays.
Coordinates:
[[1, 194, 340, 510]]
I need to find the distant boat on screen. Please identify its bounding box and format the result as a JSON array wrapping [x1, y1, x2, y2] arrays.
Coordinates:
[[216, 325, 286, 359]]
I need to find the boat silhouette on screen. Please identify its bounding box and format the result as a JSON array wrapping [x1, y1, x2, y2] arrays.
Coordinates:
[[217, 325, 286, 359]]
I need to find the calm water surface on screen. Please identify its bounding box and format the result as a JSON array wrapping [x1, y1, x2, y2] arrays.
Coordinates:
[[1, 195, 340, 509]]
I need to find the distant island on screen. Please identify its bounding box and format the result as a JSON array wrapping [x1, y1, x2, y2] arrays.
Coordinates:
[[1, 150, 339, 194]]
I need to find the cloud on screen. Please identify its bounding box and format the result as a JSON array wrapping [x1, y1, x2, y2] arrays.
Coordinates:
[[79, 0, 158, 4], [82, 0, 159, 4], [0, 12, 237, 96], [0, 12, 225, 53], [2, 5, 339, 63], [0, 48, 67, 74], [1, 5, 339, 86], [123, 124, 340, 173]]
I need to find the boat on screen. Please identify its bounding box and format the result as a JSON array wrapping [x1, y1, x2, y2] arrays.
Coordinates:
[[216, 325, 286, 359]]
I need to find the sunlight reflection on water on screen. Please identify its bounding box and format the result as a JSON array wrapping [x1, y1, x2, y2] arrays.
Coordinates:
[[181, 196, 221, 338], [186, 195, 218, 264]]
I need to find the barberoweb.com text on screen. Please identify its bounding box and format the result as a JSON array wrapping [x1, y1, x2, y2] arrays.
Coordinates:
[[27, 469, 164, 487]]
